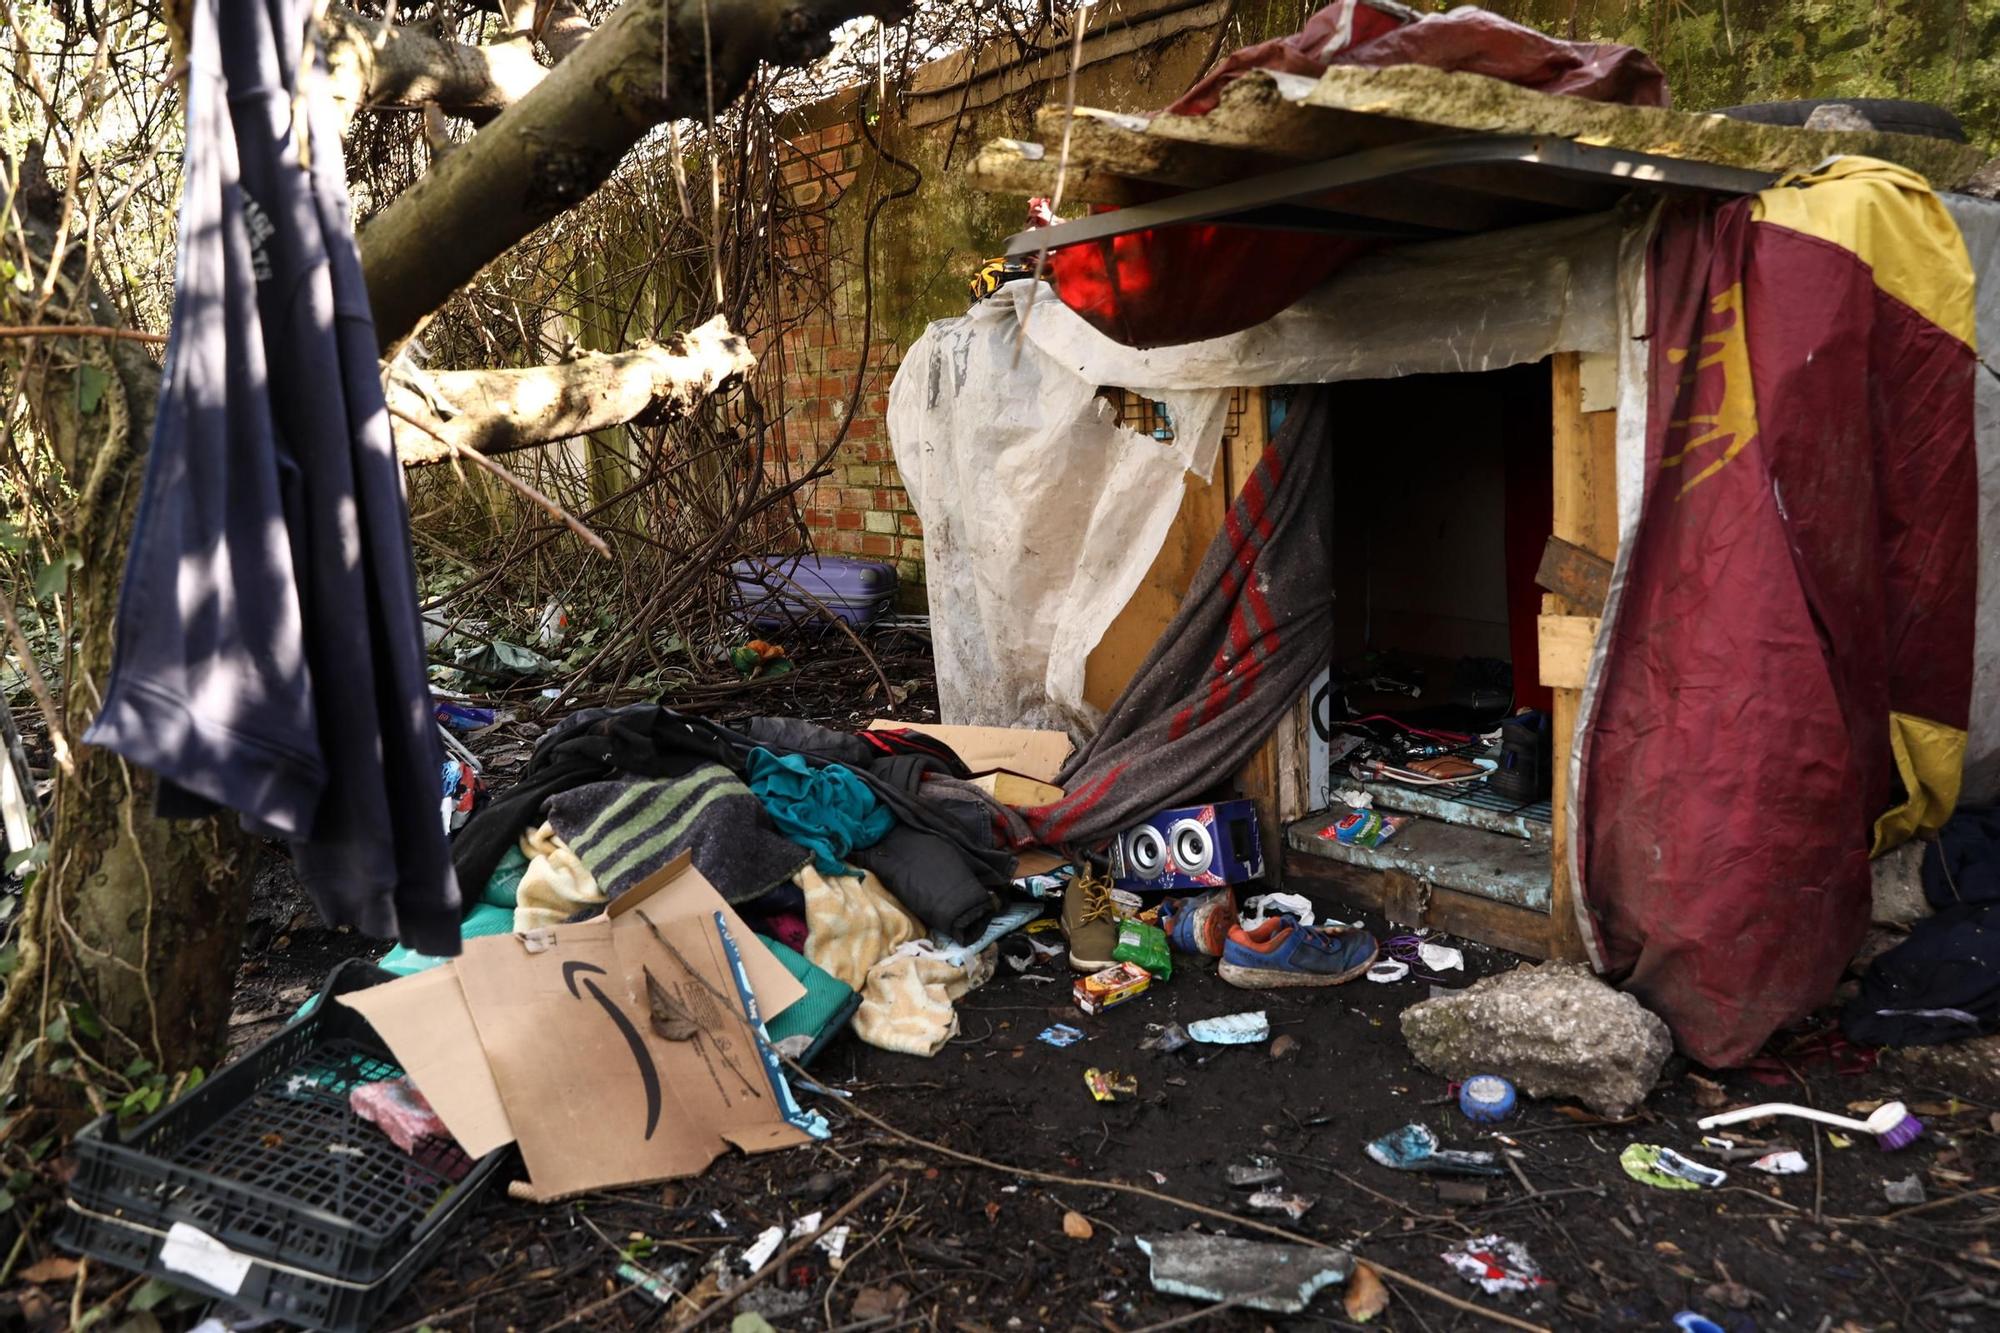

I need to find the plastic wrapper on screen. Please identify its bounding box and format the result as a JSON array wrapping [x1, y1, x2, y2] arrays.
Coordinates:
[[1112, 919, 1172, 979], [350, 1077, 451, 1155]]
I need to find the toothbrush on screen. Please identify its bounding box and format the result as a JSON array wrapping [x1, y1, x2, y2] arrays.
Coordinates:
[[1696, 1100, 1924, 1151]]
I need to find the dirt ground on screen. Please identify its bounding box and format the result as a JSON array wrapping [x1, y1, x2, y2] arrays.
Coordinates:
[[30, 633, 2000, 1333], [221, 861, 2000, 1333]]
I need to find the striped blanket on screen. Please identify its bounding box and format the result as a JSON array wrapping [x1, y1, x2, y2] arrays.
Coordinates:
[[544, 763, 810, 904]]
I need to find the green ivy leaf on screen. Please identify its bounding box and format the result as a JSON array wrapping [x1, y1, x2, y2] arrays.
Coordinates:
[[141, 1086, 163, 1113], [75, 363, 108, 415], [46, 1056, 73, 1076], [123, 1057, 154, 1080], [0, 942, 18, 977], [71, 1004, 104, 1041], [128, 1280, 181, 1313], [3, 842, 46, 875], [181, 1066, 205, 1093], [0, 1186, 14, 1214], [44, 1014, 68, 1045], [31, 550, 78, 601]]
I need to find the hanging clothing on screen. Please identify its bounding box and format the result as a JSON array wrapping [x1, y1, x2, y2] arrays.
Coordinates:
[[82, 0, 459, 951]]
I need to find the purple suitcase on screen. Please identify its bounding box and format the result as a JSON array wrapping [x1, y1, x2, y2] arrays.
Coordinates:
[[728, 555, 898, 631]]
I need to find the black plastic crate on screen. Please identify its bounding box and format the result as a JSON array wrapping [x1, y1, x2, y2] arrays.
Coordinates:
[[59, 959, 510, 1332]]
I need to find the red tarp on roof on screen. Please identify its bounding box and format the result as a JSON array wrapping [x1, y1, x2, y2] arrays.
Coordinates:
[[1044, 2, 1669, 347]]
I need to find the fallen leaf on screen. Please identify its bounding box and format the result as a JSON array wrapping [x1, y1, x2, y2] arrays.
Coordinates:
[[984, 1200, 1002, 1224], [1826, 1132, 1855, 1149], [1653, 1241, 1683, 1256], [1061, 1210, 1094, 1240], [1910, 1099, 1974, 1118], [643, 966, 698, 1042], [1687, 1073, 1729, 1111], [1704, 1280, 1759, 1310], [1989, 1112, 2000, 1135], [1344, 1262, 1390, 1322], [850, 1284, 909, 1320], [18, 1256, 79, 1284]]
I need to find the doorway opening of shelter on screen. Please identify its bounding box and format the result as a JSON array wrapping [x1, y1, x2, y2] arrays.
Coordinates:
[[1295, 361, 1557, 917]]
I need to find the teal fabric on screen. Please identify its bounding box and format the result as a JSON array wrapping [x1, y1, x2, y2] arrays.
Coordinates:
[[745, 748, 893, 874], [482, 843, 529, 909], [376, 902, 514, 977], [760, 937, 857, 1062]]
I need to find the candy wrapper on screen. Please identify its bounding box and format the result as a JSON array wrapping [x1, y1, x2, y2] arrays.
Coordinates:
[[1074, 962, 1152, 1015]]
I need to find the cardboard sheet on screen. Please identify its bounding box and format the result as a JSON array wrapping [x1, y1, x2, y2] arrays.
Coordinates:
[[866, 720, 1073, 783], [338, 855, 809, 1196], [339, 965, 514, 1158]]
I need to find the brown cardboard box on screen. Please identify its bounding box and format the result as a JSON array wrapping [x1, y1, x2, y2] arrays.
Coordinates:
[[968, 771, 1066, 808], [865, 720, 1073, 783], [340, 854, 810, 1198]]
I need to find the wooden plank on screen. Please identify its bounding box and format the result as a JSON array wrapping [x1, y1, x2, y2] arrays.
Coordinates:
[[1534, 534, 1611, 614], [1082, 461, 1228, 711], [1536, 613, 1599, 690], [1225, 390, 1297, 879], [1545, 352, 1620, 964], [1159, 64, 1986, 191], [1285, 851, 1556, 961]]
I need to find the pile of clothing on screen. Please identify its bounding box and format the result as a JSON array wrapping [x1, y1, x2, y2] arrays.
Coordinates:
[[424, 706, 1036, 1057], [1845, 805, 2000, 1047]]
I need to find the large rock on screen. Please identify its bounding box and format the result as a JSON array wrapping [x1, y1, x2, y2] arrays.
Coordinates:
[[1401, 961, 1672, 1116]]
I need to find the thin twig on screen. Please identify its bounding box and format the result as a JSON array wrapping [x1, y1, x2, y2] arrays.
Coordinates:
[[0, 323, 163, 342], [664, 1172, 899, 1332], [386, 405, 611, 556], [0, 593, 70, 773], [1012, 0, 1091, 364], [1126, 1301, 1238, 1333]]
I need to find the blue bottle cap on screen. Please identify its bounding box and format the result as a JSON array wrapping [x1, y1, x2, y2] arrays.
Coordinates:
[[1459, 1073, 1518, 1123]]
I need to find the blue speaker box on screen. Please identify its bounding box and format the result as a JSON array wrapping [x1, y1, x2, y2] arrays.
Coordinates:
[[1108, 799, 1264, 891]]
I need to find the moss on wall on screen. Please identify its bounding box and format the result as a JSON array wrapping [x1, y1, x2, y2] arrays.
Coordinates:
[[1486, 1, 1999, 150], [830, 0, 1996, 361]]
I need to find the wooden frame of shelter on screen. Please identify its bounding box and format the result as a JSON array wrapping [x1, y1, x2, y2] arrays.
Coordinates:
[[967, 63, 1990, 962]]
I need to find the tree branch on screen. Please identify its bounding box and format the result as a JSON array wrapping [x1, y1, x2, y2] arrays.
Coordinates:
[[385, 313, 755, 463], [321, 6, 551, 126], [358, 0, 910, 351]]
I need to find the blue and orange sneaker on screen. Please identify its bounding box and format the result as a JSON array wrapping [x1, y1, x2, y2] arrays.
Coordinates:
[[1219, 916, 1378, 988], [1158, 887, 1236, 956]]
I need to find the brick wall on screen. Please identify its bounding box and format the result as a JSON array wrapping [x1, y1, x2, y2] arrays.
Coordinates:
[[762, 3, 1253, 611], [767, 113, 925, 606]]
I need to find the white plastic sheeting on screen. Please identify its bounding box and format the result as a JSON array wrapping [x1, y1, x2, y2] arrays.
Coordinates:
[[887, 297, 1232, 735], [1944, 194, 2000, 805], [889, 213, 1625, 733]]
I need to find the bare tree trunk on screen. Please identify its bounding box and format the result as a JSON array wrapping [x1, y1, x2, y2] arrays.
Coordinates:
[[360, 0, 907, 349], [0, 0, 894, 1126], [388, 314, 755, 462], [0, 209, 255, 1124]]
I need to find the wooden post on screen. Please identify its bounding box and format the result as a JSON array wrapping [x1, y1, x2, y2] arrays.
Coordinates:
[[1227, 390, 1311, 877], [1544, 353, 1619, 962]]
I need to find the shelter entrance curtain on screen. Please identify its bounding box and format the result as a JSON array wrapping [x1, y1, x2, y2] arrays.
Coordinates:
[[1575, 159, 1978, 1067]]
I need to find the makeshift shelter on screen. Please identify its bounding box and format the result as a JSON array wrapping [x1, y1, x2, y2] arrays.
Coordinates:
[[886, 2, 2000, 1065]]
